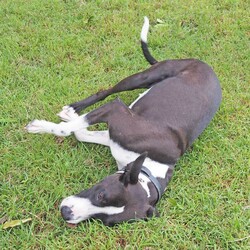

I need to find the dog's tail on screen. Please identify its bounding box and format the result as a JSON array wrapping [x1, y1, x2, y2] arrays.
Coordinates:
[[141, 17, 158, 65]]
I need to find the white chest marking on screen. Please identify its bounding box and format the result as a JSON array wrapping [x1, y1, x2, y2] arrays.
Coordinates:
[[116, 170, 151, 197], [110, 140, 169, 179], [138, 174, 151, 197]]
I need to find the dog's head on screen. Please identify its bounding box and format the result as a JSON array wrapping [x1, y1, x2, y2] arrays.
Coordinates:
[[60, 152, 158, 226]]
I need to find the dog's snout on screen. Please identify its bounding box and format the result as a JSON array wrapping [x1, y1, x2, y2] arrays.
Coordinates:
[[61, 206, 73, 221]]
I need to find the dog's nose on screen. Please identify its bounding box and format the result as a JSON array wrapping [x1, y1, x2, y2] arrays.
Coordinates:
[[60, 206, 73, 221]]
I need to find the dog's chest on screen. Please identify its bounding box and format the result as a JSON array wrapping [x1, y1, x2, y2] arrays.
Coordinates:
[[109, 139, 169, 179], [109, 139, 139, 169]]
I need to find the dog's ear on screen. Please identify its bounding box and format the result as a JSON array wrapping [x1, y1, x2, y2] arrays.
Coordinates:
[[119, 152, 148, 186]]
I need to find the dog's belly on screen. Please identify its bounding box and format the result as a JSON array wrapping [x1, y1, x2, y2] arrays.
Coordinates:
[[131, 77, 221, 143]]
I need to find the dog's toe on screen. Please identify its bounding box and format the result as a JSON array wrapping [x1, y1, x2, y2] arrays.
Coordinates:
[[57, 106, 79, 122]]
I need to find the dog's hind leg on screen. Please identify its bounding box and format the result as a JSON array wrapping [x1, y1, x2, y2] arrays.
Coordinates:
[[65, 63, 174, 114], [59, 15, 194, 114]]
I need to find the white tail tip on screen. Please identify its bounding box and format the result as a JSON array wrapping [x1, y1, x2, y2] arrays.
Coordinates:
[[141, 16, 149, 43]]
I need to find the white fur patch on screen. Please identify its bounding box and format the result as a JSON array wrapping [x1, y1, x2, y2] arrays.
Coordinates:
[[60, 196, 125, 224], [129, 88, 151, 108], [138, 174, 151, 197], [57, 106, 110, 146], [57, 106, 79, 122], [74, 129, 110, 146], [26, 114, 89, 136], [110, 140, 169, 179], [116, 170, 151, 198], [141, 16, 150, 43]]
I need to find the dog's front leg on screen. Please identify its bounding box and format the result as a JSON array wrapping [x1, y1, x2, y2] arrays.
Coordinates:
[[25, 114, 88, 137], [58, 106, 110, 146], [25, 98, 126, 145]]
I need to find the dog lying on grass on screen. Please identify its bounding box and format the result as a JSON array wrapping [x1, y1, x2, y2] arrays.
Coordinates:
[[26, 17, 221, 226]]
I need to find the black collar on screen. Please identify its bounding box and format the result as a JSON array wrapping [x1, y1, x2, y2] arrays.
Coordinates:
[[140, 166, 164, 204], [117, 166, 164, 204]]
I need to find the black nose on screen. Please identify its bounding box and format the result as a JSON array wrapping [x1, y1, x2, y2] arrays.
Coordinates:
[[61, 206, 73, 221]]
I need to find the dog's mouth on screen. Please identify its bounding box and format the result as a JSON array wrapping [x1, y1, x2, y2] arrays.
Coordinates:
[[64, 216, 83, 225], [65, 217, 82, 227]]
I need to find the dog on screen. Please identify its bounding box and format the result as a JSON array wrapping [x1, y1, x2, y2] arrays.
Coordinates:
[[26, 17, 222, 226]]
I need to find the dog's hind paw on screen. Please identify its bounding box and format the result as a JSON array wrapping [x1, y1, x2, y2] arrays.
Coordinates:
[[57, 106, 79, 122]]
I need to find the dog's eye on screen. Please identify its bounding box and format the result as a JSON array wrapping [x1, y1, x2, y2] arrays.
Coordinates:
[[97, 192, 105, 201]]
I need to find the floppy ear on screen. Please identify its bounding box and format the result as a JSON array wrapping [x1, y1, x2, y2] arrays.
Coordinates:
[[119, 152, 148, 186]]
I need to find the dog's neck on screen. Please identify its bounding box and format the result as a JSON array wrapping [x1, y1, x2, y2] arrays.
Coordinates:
[[117, 164, 174, 205]]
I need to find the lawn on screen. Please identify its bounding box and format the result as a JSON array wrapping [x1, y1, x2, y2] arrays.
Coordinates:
[[0, 0, 249, 249]]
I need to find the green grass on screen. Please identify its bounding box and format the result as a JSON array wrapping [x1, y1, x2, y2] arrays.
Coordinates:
[[0, 0, 249, 249]]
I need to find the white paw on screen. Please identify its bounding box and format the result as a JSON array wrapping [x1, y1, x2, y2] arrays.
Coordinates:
[[57, 106, 79, 122], [25, 120, 51, 134]]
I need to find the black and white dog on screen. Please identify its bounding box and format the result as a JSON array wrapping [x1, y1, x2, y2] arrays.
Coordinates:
[[26, 17, 222, 226]]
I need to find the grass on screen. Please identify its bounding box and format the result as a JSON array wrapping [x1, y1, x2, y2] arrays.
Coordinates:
[[0, 0, 249, 249]]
